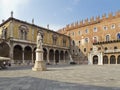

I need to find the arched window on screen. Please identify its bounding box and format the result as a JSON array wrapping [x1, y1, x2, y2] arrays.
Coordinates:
[[114, 46, 117, 49], [85, 38, 89, 43], [19, 25, 28, 40], [2, 28, 7, 39], [117, 33, 120, 40], [72, 40, 75, 46], [93, 37, 97, 43], [106, 35, 110, 41], [104, 47, 108, 51]]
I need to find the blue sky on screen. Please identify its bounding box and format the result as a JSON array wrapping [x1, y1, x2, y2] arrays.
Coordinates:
[[0, 0, 120, 30]]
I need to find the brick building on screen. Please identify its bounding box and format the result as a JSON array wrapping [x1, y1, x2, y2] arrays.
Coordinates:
[[58, 11, 120, 65]]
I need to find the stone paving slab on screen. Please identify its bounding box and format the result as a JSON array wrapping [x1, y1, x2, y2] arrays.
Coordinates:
[[0, 64, 120, 90]]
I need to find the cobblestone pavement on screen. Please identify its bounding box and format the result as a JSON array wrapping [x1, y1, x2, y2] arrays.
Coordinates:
[[0, 64, 120, 90]]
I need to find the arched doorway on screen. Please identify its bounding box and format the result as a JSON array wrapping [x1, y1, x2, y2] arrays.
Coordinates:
[[55, 50, 59, 64], [49, 49, 54, 63], [60, 51, 64, 62], [24, 46, 32, 63], [13, 45, 22, 64], [33, 47, 36, 63], [103, 55, 108, 64], [43, 48, 47, 62], [93, 55, 98, 64], [0, 42, 10, 57], [65, 51, 69, 62], [117, 55, 120, 64], [110, 55, 116, 64]]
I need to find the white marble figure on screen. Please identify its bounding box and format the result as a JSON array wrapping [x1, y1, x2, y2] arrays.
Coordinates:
[[37, 32, 43, 49]]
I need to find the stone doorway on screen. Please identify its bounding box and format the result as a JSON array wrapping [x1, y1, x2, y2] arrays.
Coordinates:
[[110, 55, 116, 64], [103, 55, 108, 64], [93, 55, 98, 64]]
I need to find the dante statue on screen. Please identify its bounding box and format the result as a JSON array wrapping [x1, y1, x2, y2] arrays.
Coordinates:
[[37, 32, 43, 49]]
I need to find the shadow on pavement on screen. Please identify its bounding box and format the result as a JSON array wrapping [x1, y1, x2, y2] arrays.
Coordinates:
[[0, 76, 119, 90]]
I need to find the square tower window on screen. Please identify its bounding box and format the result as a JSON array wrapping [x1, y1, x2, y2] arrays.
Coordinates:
[[103, 26, 108, 30], [111, 24, 115, 29], [93, 27, 97, 32], [85, 29, 89, 34]]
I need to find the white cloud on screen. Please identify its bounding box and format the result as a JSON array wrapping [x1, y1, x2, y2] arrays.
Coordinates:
[[0, 0, 29, 20], [73, 0, 81, 5], [66, 7, 73, 12]]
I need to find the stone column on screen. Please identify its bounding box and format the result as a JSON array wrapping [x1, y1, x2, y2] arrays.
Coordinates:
[[108, 55, 110, 64], [47, 51, 50, 64], [115, 55, 118, 64], [98, 52, 103, 65], [31, 51, 34, 64], [10, 46, 14, 64], [88, 53, 92, 65]]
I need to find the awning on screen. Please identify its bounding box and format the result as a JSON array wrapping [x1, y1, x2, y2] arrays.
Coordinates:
[[0, 57, 10, 61]]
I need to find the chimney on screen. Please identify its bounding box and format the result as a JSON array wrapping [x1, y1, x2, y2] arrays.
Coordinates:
[[32, 19, 34, 24], [2, 19, 4, 23], [11, 11, 13, 18], [47, 24, 49, 29]]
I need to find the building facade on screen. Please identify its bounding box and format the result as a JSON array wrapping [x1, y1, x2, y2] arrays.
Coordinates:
[[0, 14, 70, 65], [58, 11, 120, 65]]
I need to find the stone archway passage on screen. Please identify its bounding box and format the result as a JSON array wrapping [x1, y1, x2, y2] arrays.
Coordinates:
[[93, 55, 98, 64], [24, 46, 32, 63], [49, 49, 54, 62], [33, 47, 36, 63], [65, 51, 69, 62], [103, 55, 108, 64], [117, 55, 120, 64], [0, 42, 10, 57], [43, 48, 47, 61], [60, 51, 64, 61], [13, 45, 22, 63], [55, 50, 59, 64], [110, 55, 116, 64]]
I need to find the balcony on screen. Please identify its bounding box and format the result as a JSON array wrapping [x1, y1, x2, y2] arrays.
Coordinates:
[[93, 40, 120, 45]]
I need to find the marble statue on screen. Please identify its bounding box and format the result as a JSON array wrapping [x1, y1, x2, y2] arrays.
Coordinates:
[[37, 32, 42, 49]]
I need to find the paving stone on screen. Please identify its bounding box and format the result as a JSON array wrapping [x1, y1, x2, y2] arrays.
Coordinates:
[[0, 65, 120, 90]]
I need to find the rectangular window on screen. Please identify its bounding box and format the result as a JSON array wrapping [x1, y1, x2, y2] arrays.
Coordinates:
[[85, 29, 89, 34], [111, 24, 115, 29], [93, 27, 97, 32], [103, 26, 108, 30], [78, 31, 80, 35]]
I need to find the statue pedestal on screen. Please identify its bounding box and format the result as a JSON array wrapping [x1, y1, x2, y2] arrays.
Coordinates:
[[32, 60, 46, 71], [32, 48, 47, 71]]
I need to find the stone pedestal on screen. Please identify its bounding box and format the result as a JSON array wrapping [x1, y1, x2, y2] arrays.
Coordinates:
[[32, 49, 47, 71], [32, 60, 46, 71]]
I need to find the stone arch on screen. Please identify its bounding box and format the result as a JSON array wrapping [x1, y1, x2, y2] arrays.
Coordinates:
[[43, 48, 47, 62], [110, 55, 116, 64], [13, 45, 22, 64], [117, 55, 120, 64], [49, 49, 54, 62], [103, 55, 108, 64], [65, 51, 69, 61], [55, 50, 59, 63], [24, 46, 32, 63], [0, 42, 10, 57], [33, 47, 36, 63], [60, 51, 64, 61], [93, 55, 98, 64]]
